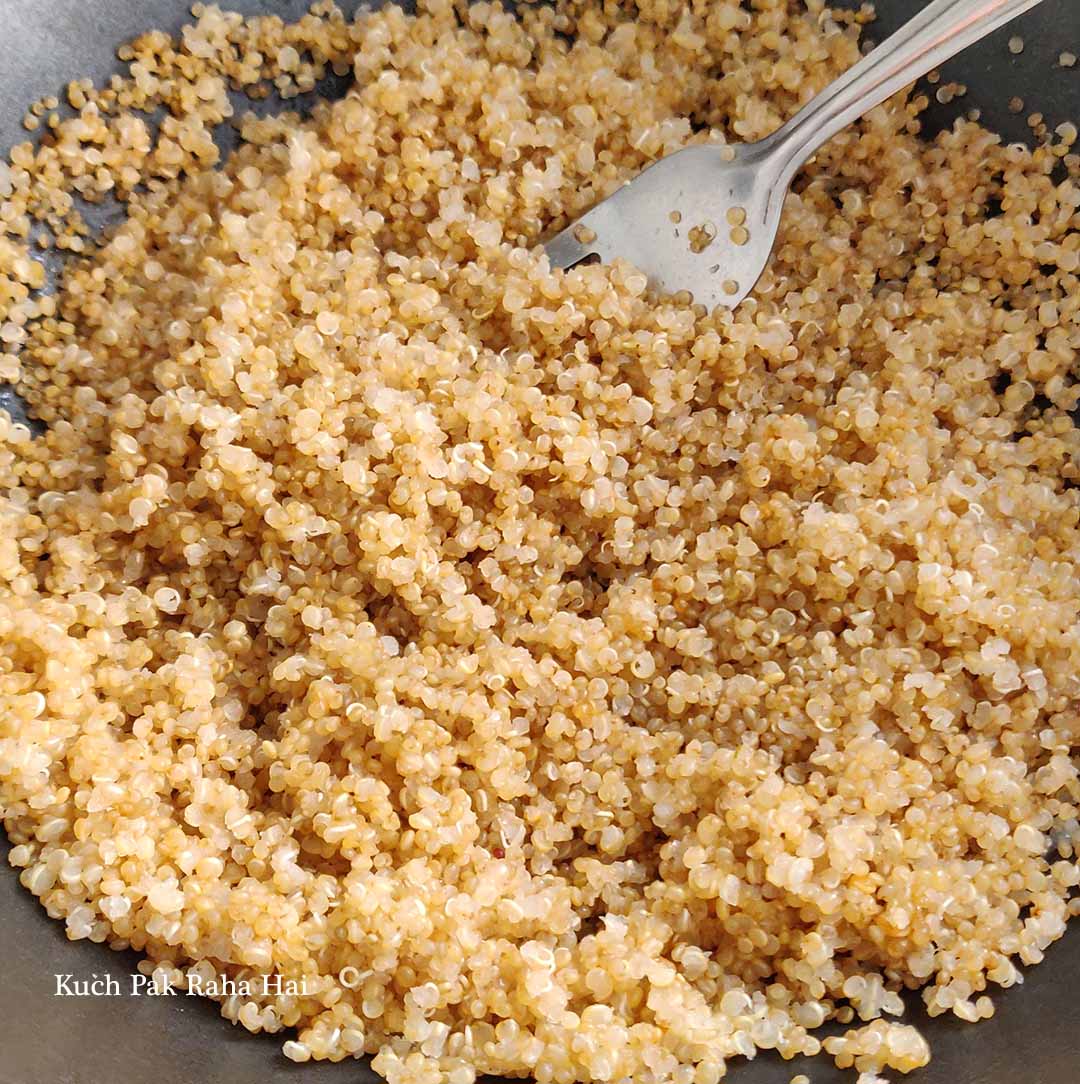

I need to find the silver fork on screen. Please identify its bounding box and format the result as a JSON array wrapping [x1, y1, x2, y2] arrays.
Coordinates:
[[545, 0, 1046, 310]]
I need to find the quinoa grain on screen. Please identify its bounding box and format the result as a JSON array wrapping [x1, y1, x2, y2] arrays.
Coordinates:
[[1, 2, 1080, 1083]]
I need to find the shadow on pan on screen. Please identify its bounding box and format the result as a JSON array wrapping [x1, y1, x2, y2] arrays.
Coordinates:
[[1, 1, 1079, 1083]]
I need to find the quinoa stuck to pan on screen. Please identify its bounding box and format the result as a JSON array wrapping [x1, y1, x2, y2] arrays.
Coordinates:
[[2, 2, 1080, 1083]]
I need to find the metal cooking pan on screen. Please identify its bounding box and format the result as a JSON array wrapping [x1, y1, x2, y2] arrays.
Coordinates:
[[1, 1, 1080, 1082]]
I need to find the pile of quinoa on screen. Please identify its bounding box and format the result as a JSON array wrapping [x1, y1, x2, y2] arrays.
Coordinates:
[[2, 1, 1080, 1082]]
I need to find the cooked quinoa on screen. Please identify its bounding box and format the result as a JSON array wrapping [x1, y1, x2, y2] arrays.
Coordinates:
[[2, 1, 1080, 1081]]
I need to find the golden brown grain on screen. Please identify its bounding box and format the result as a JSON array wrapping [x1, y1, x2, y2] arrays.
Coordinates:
[[1, 2, 1080, 1083]]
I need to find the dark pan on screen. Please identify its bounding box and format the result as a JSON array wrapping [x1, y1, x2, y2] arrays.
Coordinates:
[[1, 2, 1079, 1082]]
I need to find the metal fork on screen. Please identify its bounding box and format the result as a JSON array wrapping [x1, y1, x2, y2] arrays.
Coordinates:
[[545, 0, 1046, 310]]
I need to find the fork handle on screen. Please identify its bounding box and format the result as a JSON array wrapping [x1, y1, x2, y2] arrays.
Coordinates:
[[765, 0, 1046, 179]]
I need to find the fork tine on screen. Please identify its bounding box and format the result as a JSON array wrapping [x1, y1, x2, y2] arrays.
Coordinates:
[[543, 221, 598, 270]]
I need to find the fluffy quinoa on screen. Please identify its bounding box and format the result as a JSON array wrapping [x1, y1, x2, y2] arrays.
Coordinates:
[[2, 1, 1080, 1081]]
